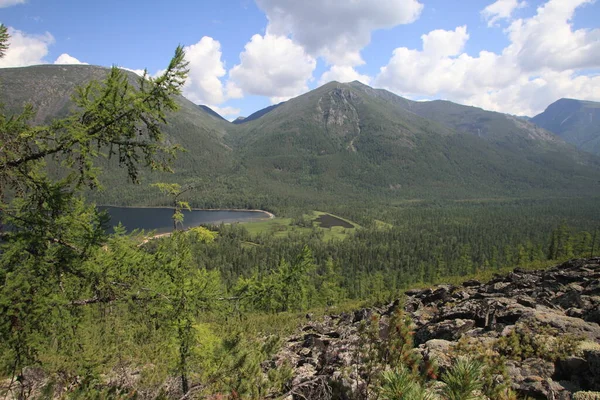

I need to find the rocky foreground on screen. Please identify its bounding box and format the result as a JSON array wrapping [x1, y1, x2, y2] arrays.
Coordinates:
[[266, 258, 600, 399]]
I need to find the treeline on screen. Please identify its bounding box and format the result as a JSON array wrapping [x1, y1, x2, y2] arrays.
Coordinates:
[[158, 198, 600, 310]]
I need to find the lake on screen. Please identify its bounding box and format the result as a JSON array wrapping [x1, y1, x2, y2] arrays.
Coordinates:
[[100, 206, 272, 233]]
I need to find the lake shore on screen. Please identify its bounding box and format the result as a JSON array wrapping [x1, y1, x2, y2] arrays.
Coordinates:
[[98, 205, 275, 220], [120, 208, 276, 244]]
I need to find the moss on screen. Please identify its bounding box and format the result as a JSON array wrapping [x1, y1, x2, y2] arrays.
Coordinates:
[[574, 392, 600, 400], [494, 323, 583, 362]]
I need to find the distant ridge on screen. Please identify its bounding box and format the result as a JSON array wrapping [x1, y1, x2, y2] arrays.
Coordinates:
[[232, 102, 284, 124], [198, 105, 228, 121], [531, 98, 600, 156]]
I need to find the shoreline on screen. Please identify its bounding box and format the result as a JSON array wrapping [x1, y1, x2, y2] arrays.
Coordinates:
[[98, 205, 275, 220], [100, 206, 276, 245]]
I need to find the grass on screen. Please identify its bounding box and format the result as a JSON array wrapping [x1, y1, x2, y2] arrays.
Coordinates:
[[374, 219, 393, 229], [241, 211, 359, 241]]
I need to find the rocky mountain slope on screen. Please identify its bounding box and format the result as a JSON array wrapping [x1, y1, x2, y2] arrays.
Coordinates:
[[267, 258, 600, 399], [531, 99, 600, 156]]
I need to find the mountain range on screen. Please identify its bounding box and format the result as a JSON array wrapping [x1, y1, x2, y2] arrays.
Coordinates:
[[1, 65, 599, 208]]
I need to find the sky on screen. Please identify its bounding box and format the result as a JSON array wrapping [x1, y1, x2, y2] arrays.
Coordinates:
[[1, 0, 599, 120]]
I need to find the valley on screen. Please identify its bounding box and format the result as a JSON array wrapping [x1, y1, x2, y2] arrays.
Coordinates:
[[2, 61, 600, 399]]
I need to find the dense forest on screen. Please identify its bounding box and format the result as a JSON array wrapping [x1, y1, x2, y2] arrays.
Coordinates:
[[1, 26, 600, 399]]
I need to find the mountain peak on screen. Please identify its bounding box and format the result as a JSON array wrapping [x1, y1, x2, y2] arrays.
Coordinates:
[[532, 97, 600, 155]]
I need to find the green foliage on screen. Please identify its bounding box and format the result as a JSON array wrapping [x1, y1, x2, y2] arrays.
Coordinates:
[[0, 24, 8, 59], [234, 246, 317, 313], [453, 338, 514, 399], [363, 313, 491, 400], [380, 366, 436, 400], [440, 357, 484, 400], [495, 324, 582, 362], [0, 40, 192, 393]]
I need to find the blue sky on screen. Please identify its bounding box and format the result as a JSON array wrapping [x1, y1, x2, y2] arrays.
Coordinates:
[[1, 0, 599, 119]]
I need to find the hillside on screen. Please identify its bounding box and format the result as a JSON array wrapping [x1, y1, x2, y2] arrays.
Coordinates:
[[232, 102, 283, 124], [0, 65, 235, 205], [531, 98, 600, 156], [227, 81, 600, 201], [2, 66, 600, 207]]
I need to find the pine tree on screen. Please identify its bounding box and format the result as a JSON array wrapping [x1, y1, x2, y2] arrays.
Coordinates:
[[0, 32, 190, 383], [0, 25, 8, 58]]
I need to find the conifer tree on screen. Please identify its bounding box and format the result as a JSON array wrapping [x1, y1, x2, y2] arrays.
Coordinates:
[[0, 28, 190, 383]]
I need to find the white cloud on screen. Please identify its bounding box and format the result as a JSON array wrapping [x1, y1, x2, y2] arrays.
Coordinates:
[[376, 0, 600, 116], [422, 26, 469, 57], [119, 67, 146, 77], [209, 105, 241, 118], [0, 27, 54, 67], [464, 71, 600, 117], [54, 53, 87, 65], [257, 0, 423, 67], [506, 0, 600, 72], [181, 36, 228, 105], [0, 0, 25, 8], [319, 65, 371, 86], [229, 34, 316, 103], [482, 0, 527, 26]]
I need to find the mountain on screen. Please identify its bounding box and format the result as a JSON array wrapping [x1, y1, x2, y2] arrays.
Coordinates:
[[531, 98, 600, 156], [227, 80, 600, 200], [232, 102, 284, 124], [2, 66, 600, 207], [346, 81, 557, 143], [198, 105, 227, 121], [0, 65, 235, 205]]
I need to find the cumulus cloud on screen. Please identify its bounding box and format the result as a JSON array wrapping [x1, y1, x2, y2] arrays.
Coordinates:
[[229, 34, 316, 103], [422, 26, 469, 57], [482, 0, 527, 26], [0, 0, 25, 8], [257, 0, 423, 67], [376, 0, 600, 116], [506, 0, 600, 72], [54, 53, 87, 65], [181, 36, 229, 105], [209, 105, 241, 118], [319, 66, 371, 86], [0, 27, 53, 67]]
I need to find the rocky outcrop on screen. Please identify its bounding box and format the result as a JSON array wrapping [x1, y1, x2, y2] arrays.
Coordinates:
[[266, 258, 600, 399]]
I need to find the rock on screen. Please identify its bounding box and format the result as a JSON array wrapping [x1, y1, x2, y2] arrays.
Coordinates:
[[415, 318, 476, 343], [557, 357, 588, 380], [353, 308, 372, 323], [426, 284, 456, 301], [585, 350, 600, 390], [522, 308, 600, 341], [421, 339, 454, 372], [265, 258, 600, 400]]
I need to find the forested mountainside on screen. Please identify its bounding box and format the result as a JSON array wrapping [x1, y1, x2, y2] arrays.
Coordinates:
[[531, 98, 600, 156], [2, 66, 600, 209], [0, 65, 235, 205]]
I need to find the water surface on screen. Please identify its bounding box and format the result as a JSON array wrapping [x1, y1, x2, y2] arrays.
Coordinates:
[[100, 206, 271, 233]]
